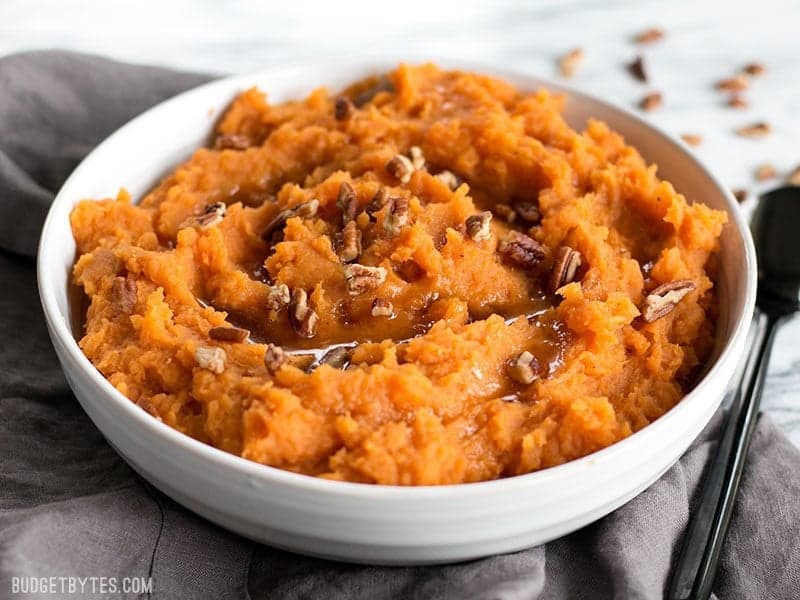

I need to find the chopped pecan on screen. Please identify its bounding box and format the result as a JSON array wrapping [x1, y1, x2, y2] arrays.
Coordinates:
[[434, 170, 462, 190], [339, 220, 362, 263], [512, 200, 541, 223], [111, 276, 137, 314], [409, 146, 426, 171], [337, 181, 358, 223], [288, 288, 319, 338], [195, 346, 226, 374], [261, 210, 292, 241], [494, 203, 517, 223], [344, 264, 387, 296], [264, 343, 287, 375], [209, 326, 250, 343], [735, 122, 771, 137], [640, 92, 663, 111], [294, 199, 320, 219], [395, 260, 424, 282], [507, 351, 541, 385], [549, 247, 583, 292], [383, 196, 409, 236], [498, 231, 546, 269], [182, 202, 226, 230], [367, 187, 390, 218], [318, 346, 351, 370], [200, 202, 227, 228], [261, 199, 319, 241], [559, 47, 583, 78], [732, 188, 748, 203], [634, 27, 664, 44], [371, 297, 394, 317], [716, 74, 749, 92], [334, 96, 355, 120], [743, 62, 765, 76], [214, 134, 250, 150], [266, 283, 291, 315], [641, 280, 696, 322], [755, 163, 777, 181], [385, 154, 415, 184], [465, 211, 493, 242], [627, 55, 648, 83], [680, 133, 702, 147]]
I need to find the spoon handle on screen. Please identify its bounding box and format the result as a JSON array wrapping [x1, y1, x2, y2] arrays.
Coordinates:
[[668, 312, 781, 599]]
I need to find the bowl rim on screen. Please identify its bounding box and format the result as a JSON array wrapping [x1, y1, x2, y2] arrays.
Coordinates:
[[37, 58, 757, 499]]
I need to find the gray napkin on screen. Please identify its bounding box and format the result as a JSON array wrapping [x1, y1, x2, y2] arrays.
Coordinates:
[[1, 50, 798, 600]]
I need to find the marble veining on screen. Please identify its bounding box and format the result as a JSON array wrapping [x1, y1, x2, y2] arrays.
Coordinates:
[[2, 0, 799, 443]]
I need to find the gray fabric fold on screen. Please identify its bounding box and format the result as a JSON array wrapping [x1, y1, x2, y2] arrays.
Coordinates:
[[1, 50, 798, 600]]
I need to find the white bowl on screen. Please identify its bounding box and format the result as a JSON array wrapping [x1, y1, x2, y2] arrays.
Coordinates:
[[37, 60, 756, 565]]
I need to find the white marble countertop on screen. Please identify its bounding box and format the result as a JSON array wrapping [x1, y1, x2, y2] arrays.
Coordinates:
[[3, 0, 800, 442]]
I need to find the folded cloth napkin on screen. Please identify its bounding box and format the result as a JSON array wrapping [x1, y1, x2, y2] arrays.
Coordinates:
[[1, 50, 799, 600]]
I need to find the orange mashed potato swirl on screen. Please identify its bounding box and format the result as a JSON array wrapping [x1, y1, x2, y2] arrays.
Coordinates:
[[70, 64, 725, 485]]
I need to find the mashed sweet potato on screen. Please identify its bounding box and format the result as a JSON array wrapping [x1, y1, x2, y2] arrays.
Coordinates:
[[70, 63, 725, 485]]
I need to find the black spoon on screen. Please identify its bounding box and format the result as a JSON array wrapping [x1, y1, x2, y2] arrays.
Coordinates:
[[669, 186, 800, 600]]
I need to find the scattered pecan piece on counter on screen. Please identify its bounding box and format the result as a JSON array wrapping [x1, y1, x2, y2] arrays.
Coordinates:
[[195, 346, 226, 374], [743, 62, 766, 76], [680, 134, 702, 147], [558, 47, 583, 78], [549, 247, 583, 292], [385, 154, 415, 184], [640, 92, 663, 111], [209, 326, 250, 343], [264, 343, 287, 375], [732, 188, 748, 203], [627, 56, 648, 83], [383, 196, 409, 236], [214, 134, 250, 150], [716, 74, 749, 92], [634, 27, 665, 44], [339, 220, 363, 263], [344, 264, 387, 296], [498, 231, 546, 269], [727, 95, 749, 109], [334, 96, 355, 120], [507, 351, 541, 385], [288, 289, 319, 338], [641, 280, 696, 323], [465, 211, 493, 242], [754, 163, 777, 181], [735, 122, 771, 138], [111, 277, 137, 315], [371, 298, 394, 317]]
